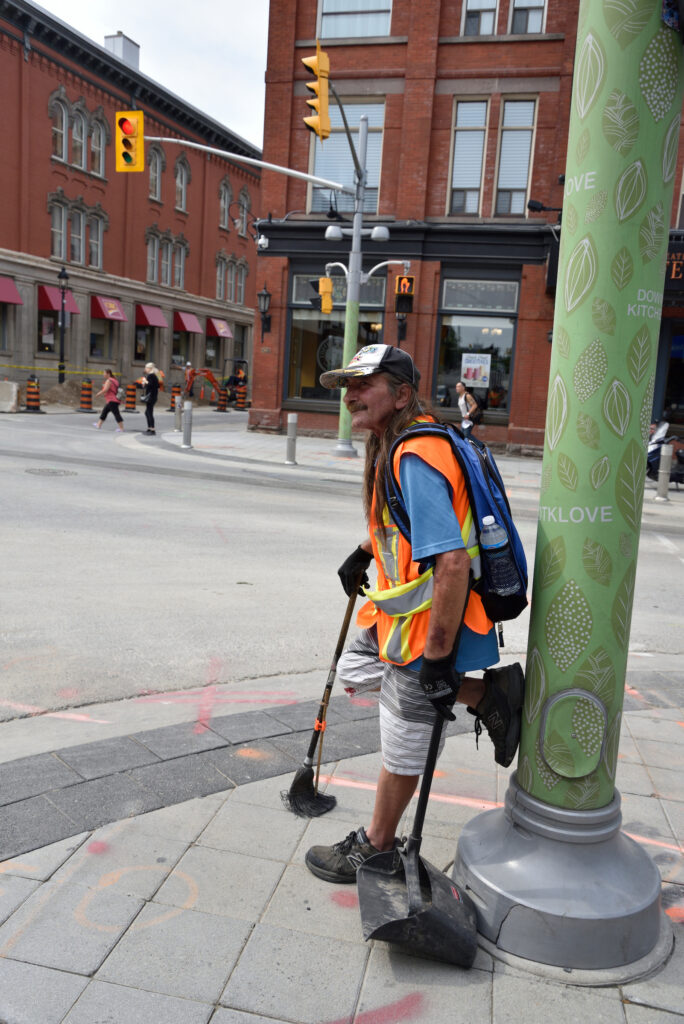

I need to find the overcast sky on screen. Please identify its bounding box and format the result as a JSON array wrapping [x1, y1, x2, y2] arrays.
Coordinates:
[[34, 0, 270, 148]]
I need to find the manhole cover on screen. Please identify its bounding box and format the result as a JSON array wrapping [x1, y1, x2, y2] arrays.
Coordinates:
[[25, 468, 78, 476]]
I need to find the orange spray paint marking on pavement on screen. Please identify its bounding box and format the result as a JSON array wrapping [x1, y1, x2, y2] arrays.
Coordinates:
[[0, 700, 109, 724], [194, 657, 224, 733], [87, 841, 109, 855], [236, 747, 270, 760], [666, 905, 684, 923]]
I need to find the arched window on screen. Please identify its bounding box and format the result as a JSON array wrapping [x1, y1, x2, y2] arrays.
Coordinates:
[[50, 203, 67, 259], [219, 180, 232, 229], [91, 122, 105, 177], [52, 101, 68, 161], [237, 187, 251, 236], [71, 111, 87, 169], [175, 156, 190, 212], [226, 261, 236, 303], [149, 148, 163, 201], [216, 255, 227, 299]]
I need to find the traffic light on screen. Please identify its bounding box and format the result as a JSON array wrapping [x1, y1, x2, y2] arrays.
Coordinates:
[[309, 278, 333, 314], [301, 41, 330, 141], [115, 110, 145, 172], [394, 274, 415, 314]]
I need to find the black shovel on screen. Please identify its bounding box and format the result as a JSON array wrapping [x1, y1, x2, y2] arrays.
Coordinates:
[[356, 714, 478, 967]]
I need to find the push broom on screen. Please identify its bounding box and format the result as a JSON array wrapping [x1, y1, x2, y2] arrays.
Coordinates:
[[281, 579, 361, 817]]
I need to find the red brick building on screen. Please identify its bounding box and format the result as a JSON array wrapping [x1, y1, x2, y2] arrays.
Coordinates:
[[251, 0, 684, 446], [0, 0, 261, 394]]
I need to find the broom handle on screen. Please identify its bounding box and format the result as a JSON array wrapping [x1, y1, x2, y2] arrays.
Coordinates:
[[304, 576, 362, 765]]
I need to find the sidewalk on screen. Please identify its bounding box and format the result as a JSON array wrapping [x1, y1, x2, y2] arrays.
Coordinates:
[[1, 407, 682, 1023]]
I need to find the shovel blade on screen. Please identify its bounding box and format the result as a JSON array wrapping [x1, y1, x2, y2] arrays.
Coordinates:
[[357, 850, 478, 968]]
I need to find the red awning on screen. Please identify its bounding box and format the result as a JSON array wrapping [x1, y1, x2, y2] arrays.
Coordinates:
[[37, 285, 80, 314], [136, 304, 169, 328], [0, 276, 22, 305], [206, 317, 233, 338], [91, 295, 127, 321], [174, 310, 203, 334]]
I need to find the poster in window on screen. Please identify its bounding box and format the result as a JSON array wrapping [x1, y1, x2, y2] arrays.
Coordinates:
[[460, 352, 491, 387]]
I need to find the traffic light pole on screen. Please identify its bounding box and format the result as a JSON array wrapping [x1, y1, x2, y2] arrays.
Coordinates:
[[333, 114, 367, 458]]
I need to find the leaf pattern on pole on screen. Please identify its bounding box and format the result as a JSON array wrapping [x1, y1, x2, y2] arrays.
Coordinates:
[[565, 235, 598, 312], [615, 438, 645, 529], [610, 246, 634, 290], [611, 561, 636, 647], [575, 32, 607, 118], [573, 338, 608, 402], [591, 297, 616, 334], [574, 647, 616, 707], [546, 374, 569, 450], [535, 740, 561, 790], [639, 27, 679, 122], [614, 159, 647, 221], [577, 412, 601, 449], [585, 190, 608, 223], [602, 89, 639, 155], [566, 776, 601, 809], [545, 580, 593, 671], [602, 711, 622, 780], [590, 454, 611, 490], [524, 646, 548, 724], [582, 538, 613, 586], [627, 324, 651, 386], [662, 112, 680, 183], [639, 373, 655, 444], [558, 452, 579, 491], [538, 537, 566, 591], [638, 202, 664, 262], [603, 378, 631, 437], [604, 0, 653, 50]]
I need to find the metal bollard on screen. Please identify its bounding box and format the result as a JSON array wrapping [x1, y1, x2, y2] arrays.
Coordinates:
[[174, 395, 183, 432], [654, 443, 672, 502], [285, 412, 298, 465], [181, 399, 193, 449]]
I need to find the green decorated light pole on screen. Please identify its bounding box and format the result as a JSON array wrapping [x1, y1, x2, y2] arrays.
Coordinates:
[[455, 0, 683, 973]]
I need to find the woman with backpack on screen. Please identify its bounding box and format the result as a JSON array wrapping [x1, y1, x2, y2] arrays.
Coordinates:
[[455, 380, 480, 437], [93, 369, 123, 432]]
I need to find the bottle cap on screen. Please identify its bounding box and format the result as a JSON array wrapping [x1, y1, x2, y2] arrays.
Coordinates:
[[482, 515, 495, 526]]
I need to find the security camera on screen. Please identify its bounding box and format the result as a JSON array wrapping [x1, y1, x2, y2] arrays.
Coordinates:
[[257, 234, 269, 250]]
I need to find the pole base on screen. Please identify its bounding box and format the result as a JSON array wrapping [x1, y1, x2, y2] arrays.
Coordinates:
[[332, 438, 358, 458], [453, 773, 664, 972]]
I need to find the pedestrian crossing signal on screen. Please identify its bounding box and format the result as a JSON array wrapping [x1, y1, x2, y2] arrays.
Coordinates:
[[115, 110, 145, 172], [394, 275, 415, 314]]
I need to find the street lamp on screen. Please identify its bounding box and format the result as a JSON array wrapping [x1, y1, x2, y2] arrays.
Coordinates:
[[257, 283, 271, 343], [57, 265, 69, 384], [527, 198, 563, 222]]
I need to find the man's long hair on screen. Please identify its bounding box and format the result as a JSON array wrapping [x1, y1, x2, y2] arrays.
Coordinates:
[[362, 374, 436, 522]]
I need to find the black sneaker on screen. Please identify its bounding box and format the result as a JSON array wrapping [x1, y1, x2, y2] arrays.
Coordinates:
[[468, 663, 525, 767], [305, 827, 382, 884]]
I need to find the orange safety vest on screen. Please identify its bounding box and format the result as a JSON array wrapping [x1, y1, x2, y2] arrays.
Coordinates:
[[357, 427, 492, 666]]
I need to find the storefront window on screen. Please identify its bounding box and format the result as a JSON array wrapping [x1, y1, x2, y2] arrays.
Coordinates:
[[172, 331, 190, 366], [89, 319, 114, 359], [0, 305, 9, 352], [287, 273, 385, 400], [436, 278, 518, 415], [134, 326, 155, 364], [664, 329, 684, 425], [38, 313, 58, 353]]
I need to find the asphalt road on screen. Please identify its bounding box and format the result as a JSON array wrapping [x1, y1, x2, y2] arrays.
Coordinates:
[[1, 409, 682, 722]]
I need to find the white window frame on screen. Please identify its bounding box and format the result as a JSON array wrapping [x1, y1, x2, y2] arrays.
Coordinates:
[[236, 264, 246, 305], [147, 235, 159, 283], [462, 0, 498, 37], [71, 111, 87, 170], [175, 161, 189, 212], [70, 209, 85, 264], [149, 149, 162, 201], [216, 258, 226, 300], [309, 99, 384, 214], [52, 101, 68, 161], [90, 122, 105, 177], [89, 217, 103, 269], [51, 204, 67, 259], [510, 0, 546, 34], [174, 245, 186, 289], [449, 99, 488, 216], [494, 98, 536, 216], [319, 0, 392, 38], [226, 261, 236, 303], [160, 240, 172, 286], [219, 182, 232, 229]]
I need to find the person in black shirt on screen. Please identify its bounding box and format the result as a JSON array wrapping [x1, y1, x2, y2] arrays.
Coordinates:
[[142, 362, 160, 435]]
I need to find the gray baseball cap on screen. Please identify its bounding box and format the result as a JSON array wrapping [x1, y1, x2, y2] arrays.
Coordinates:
[[320, 344, 420, 389]]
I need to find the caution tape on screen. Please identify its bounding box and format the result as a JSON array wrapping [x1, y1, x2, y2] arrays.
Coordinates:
[[0, 363, 108, 377]]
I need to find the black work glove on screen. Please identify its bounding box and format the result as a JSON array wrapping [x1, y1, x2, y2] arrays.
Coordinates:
[[337, 545, 373, 597], [419, 654, 460, 722]]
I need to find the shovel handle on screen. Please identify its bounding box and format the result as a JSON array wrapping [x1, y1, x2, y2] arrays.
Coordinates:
[[408, 715, 444, 848]]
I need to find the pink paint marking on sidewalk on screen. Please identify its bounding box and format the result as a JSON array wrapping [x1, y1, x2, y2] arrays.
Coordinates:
[[324, 992, 424, 1024], [0, 701, 110, 724]]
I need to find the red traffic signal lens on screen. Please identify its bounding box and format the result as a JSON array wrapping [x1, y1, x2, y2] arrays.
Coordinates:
[[118, 117, 135, 136]]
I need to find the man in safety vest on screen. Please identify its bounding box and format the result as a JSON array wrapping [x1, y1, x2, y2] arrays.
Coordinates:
[[305, 344, 524, 884]]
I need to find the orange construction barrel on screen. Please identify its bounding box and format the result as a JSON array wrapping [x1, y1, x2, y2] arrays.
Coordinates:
[[125, 383, 138, 412], [168, 384, 181, 411], [79, 378, 93, 412], [217, 387, 228, 412], [25, 376, 41, 413]]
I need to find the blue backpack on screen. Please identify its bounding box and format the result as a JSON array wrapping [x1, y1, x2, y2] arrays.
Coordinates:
[[385, 421, 528, 627]]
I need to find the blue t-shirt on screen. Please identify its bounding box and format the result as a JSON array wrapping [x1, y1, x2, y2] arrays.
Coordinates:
[[398, 453, 499, 673]]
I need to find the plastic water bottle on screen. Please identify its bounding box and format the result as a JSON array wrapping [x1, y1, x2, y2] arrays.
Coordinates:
[[479, 515, 520, 596]]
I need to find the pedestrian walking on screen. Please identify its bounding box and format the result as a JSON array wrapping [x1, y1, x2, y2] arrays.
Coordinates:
[[305, 344, 524, 884], [454, 380, 481, 437], [93, 369, 123, 432], [141, 362, 160, 435]]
